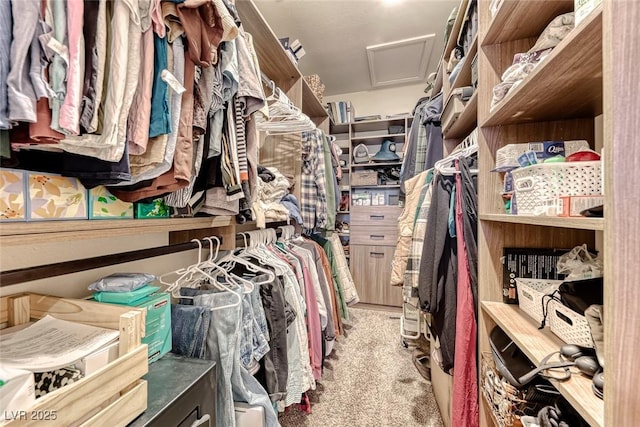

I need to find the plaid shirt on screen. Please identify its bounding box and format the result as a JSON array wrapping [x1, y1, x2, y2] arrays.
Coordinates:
[[301, 129, 328, 233], [404, 179, 434, 307]]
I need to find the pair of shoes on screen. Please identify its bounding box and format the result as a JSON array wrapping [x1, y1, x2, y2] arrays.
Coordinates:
[[413, 348, 431, 382]]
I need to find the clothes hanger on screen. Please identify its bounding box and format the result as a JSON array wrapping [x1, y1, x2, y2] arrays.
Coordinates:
[[200, 237, 255, 295]]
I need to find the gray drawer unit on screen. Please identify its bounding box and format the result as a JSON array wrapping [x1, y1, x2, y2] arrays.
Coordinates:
[[128, 353, 216, 427]]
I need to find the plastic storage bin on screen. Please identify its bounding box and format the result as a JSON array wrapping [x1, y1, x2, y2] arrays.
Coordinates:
[[547, 299, 595, 348], [515, 278, 563, 325], [511, 161, 601, 216]]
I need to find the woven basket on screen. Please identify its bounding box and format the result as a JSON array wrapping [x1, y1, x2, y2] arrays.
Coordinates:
[[304, 74, 325, 102], [516, 278, 563, 325], [480, 352, 529, 427], [351, 170, 378, 186], [511, 161, 601, 215], [547, 299, 595, 348]]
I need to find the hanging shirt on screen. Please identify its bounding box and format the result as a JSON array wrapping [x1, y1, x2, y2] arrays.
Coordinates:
[[58, 0, 85, 135]]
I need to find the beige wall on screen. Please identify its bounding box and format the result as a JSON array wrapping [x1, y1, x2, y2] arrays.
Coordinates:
[[324, 83, 428, 118], [1, 234, 199, 299]]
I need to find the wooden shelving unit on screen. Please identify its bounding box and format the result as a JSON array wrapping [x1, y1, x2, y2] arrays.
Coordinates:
[[1, 0, 330, 264], [475, 0, 640, 425], [351, 133, 406, 141], [450, 35, 478, 92], [483, 6, 603, 127], [482, 302, 604, 427]]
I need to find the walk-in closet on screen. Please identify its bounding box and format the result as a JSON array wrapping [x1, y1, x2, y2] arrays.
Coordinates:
[[0, 0, 637, 426]]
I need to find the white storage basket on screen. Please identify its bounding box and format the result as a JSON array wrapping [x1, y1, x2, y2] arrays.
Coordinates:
[[515, 278, 563, 325], [511, 161, 601, 215], [547, 299, 595, 348]]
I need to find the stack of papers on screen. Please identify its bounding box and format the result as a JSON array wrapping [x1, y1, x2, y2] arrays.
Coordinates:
[[0, 315, 119, 372]]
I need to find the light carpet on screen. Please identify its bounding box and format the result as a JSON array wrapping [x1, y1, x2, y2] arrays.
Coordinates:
[[278, 307, 444, 427]]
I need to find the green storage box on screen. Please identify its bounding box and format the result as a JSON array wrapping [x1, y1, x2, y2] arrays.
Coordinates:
[[134, 198, 170, 219]]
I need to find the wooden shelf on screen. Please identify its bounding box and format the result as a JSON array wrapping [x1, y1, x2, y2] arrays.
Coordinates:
[[337, 210, 350, 214], [483, 0, 574, 46], [302, 81, 329, 118], [483, 6, 603, 127], [351, 133, 405, 142], [443, 0, 469, 59], [351, 118, 407, 133], [482, 302, 604, 427], [0, 217, 234, 246], [351, 161, 402, 168], [236, 0, 326, 120], [479, 213, 604, 231], [351, 184, 401, 189], [450, 34, 478, 92], [330, 123, 350, 134], [443, 91, 478, 139]]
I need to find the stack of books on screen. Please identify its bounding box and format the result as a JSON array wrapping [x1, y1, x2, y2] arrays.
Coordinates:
[[326, 101, 354, 124]]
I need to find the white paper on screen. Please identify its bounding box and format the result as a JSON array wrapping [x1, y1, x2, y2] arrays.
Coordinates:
[[0, 316, 118, 372]]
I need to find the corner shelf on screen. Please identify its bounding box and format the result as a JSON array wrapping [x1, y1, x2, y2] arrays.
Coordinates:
[[479, 213, 604, 231], [483, 0, 574, 46], [482, 6, 603, 127], [482, 302, 604, 427]]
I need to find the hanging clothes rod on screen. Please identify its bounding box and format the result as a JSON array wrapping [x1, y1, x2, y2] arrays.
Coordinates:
[[0, 237, 223, 287]]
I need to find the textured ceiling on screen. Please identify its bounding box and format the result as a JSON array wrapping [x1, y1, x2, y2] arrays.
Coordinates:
[[253, 0, 460, 96]]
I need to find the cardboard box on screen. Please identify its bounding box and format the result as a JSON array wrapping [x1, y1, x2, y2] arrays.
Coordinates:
[[89, 186, 134, 219], [502, 248, 568, 304], [26, 172, 87, 221], [0, 169, 27, 222], [557, 195, 603, 217], [129, 293, 172, 364], [575, 0, 602, 25], [134, 198, 170, 219]]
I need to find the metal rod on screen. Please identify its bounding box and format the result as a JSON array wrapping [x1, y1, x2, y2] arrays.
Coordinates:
[[0, 238, 222, 287]]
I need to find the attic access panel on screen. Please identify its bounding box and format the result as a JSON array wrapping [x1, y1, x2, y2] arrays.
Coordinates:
[[366, 35, 435, 87]]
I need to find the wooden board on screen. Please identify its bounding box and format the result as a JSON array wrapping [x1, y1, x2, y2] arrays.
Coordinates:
[[479, 214, 604, 231], [603, 0, 640, 423], [0, 217, 233, 246]]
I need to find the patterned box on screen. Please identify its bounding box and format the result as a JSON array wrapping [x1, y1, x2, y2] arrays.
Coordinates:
[[89, 186, 134, 219], [135, 198, 170, 219], [0, 169, 27, 222], [27, 172, 88, 221]]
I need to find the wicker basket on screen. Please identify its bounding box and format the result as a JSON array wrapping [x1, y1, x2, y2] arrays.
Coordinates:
[[516, 278, 563, 325], [547, 299, 595, 348], [352, 170, 378, 186], [511, 161, 601, 215], [304, 74, 325, 102], [480, 352, 529, 427]]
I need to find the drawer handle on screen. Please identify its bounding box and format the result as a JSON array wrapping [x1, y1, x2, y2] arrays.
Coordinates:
[[370, 252, 384, 258], [370, 235, 385, 240], [370, 215, 385, 220]]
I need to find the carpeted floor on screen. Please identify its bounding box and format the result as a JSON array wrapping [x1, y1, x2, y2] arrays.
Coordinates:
[[278, 307, 444, 427]]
